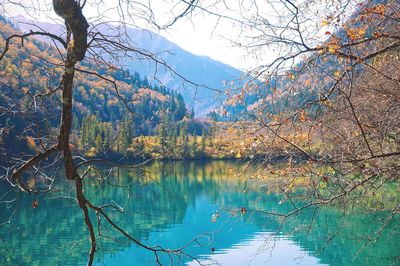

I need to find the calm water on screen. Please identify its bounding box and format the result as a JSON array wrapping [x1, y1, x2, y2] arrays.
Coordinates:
[[0, 161, 398, 265]]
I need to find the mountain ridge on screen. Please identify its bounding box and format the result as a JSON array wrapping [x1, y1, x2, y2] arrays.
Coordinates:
[[12, 15, 243, 115]]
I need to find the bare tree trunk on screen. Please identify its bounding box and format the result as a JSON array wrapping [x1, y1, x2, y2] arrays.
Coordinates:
[[52, 2, 95, 264], [76, 176, 97, 265], [52, 0, 88, 180]]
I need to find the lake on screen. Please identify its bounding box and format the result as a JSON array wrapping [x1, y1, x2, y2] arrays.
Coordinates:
[[0, 161, 398, 265]]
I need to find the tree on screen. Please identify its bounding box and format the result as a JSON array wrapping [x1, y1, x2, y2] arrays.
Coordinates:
[[0, 0, 211, 265], [95, 134, 103, 153], [201, 128, 206, 154], [157, 123, 167, 155], [117, 119, 130, 155], [212, 0, 400, 247], [1, 0, 399, 265], [180, 122, 190, 158], [190, 135, 198, 157]]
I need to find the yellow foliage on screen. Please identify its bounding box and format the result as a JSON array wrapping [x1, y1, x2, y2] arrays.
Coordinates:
[[85, 147, 97, 157], [235, 151, 242, 159], [321, 20, 330, 26], [26, 136, 37, 151], [299, 110, 308, 122], [347, 28, 366, 41]]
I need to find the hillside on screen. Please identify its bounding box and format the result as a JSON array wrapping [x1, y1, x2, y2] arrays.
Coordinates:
[[0, 16, 193, 161], [13, 16, 243, 115], [211, 0, 400, 123]]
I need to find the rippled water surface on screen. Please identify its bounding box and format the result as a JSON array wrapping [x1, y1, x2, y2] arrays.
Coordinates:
[[0, 161, 398, 265]]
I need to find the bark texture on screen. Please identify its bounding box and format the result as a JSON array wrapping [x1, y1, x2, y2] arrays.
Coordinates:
[[53, 0, 88, 180]]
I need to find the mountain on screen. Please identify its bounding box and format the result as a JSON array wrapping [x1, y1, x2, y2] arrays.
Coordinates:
[[12, 15, 243, 115], [0, 16, 192, 158], [210, 0, 400, 122]]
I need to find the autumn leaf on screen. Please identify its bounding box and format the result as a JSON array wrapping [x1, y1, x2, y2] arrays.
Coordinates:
[[211, 213, 221, 222], [351, 130, 360, 137], [26, 136, 38, 151], [287, 73, 295, 80], [327, 44, 339, 54], [22, 87, 29, 94], [26, 178, 36, 190], [321, 20, 329, 26], [321, 99, 333, 108], [373, 32, 381, 38], [347, 28, 366, 41], [240, 207, 247, 215], [32, 200, 39, 209], [299, 110, 308, 122]]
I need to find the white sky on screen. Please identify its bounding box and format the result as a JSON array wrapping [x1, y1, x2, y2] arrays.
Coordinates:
[[158, 16, 248, 69], [2, 0, 256, 70], [2, 0, 358, 70]]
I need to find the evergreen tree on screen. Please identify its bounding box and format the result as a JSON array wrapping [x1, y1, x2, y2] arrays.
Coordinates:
[[103, 124, 112, 151], [180, 123, 189, 158], [95, 135, 103, 153], [134, 137, 145, 158], [117, 120, 129, 154], [79, 116, 88, 150], [201, 128, 207, 154], [157, 123, 167, 154], [191, 136, 198, 157]]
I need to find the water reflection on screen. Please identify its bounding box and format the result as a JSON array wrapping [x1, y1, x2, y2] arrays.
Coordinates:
[[0, 161, 398, 265]]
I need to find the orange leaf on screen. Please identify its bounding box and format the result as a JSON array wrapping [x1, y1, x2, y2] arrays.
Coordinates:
[[32, 200, 39, 209], [26, 136, 37, 151], [299, 110, 308, 122], [287, 73, 295, 80]]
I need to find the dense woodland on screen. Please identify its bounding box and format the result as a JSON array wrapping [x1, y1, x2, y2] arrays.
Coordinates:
[[0, 16, 225, 162]]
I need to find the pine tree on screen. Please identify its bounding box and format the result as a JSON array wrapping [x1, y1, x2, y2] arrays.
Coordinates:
[[117, 121, 129, 154], [79, 116, 88, 150], [103, 124, 112, 151], [201, 128, 206, 154], [191, 136, 198, 157], [157, 124, 167, 155], [95, 135, 103, 153], [180, 123, 189, 158]]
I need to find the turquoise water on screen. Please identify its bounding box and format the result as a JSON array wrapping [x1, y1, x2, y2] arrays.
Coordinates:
[[0, 161, 398, 265]]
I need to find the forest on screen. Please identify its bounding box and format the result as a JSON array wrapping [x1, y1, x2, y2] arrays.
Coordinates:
[[0, 0, 399, 266]]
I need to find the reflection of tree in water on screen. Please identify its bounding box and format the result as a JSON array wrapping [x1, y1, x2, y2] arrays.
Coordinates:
[[0, 161, 232, 265], [226, 187, 400, 266], [0, 161, 398, 265], [281, 209, 400, 266]]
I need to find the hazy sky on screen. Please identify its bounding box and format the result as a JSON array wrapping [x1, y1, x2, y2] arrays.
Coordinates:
[[3, 0, 255, 70], [3, 0, 357, 70]]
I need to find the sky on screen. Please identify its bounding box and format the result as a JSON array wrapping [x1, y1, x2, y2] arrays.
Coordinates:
[[2, 0, 255, 70], [2, 0, 359, 71]]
